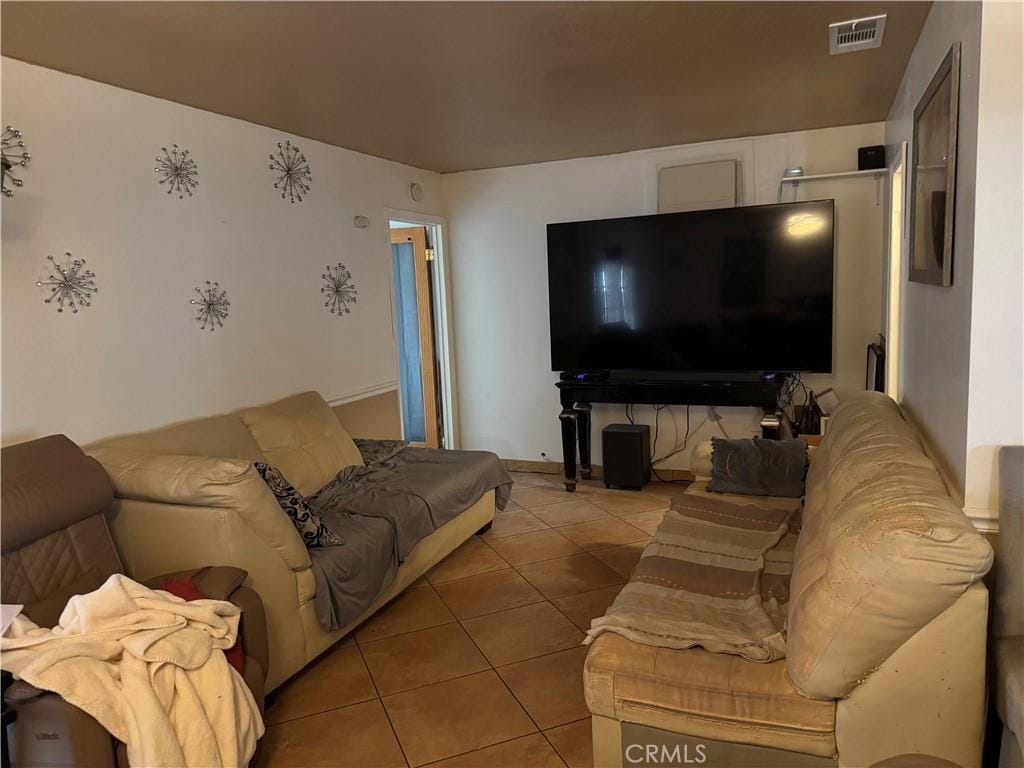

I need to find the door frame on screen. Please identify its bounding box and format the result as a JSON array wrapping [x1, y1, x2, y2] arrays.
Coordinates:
[[390, 226, 439, 447], [384, 208, 459, 449], [883, 142, 908, 402]]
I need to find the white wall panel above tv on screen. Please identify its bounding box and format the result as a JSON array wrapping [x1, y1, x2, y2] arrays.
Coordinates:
[[657, 159, 737, 213]]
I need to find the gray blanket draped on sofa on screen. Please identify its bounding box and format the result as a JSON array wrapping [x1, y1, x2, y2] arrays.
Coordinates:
[[306, 448, 512, 630]]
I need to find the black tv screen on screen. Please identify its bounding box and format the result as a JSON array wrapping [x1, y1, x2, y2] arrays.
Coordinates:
[[547, 200, 834, 374]]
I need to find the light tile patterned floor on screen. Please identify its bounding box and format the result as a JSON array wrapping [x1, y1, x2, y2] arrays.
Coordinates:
[[259, 472, 684, 768]]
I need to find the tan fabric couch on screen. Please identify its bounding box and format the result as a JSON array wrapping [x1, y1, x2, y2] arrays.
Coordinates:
[[85, 391, 495, 692], [585, 392, 994, 767]]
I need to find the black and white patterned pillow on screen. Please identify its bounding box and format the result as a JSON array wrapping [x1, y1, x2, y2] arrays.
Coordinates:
[[254, 462, 343, 548]]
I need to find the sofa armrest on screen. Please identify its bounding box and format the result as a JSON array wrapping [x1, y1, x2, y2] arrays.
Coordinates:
[[230, 585, 270, 688], [107, 498, 310, 690], [836, 582, 989, 767], [143, 567, 270, 697], [144, 566, 248, 600], [91, 447, 310, 572]]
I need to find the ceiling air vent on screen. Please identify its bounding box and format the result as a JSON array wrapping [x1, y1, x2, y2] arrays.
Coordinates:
[[829, 14, 886, 55]]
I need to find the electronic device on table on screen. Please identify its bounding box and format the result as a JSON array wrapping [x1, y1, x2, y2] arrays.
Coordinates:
[[546, 200, 836, 491]]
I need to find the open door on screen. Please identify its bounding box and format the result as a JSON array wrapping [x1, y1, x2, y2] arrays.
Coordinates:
[[390, 226, 440, 447]]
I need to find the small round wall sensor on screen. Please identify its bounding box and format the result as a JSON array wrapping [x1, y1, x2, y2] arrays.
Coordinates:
[[408, 182, 424, 203]]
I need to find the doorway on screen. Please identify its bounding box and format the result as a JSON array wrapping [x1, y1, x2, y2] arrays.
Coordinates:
[[389, 220, 443, 447]]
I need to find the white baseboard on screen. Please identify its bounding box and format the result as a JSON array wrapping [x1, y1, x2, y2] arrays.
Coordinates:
[[963, 506, 1000, 534], [327, 380, 399, 407]]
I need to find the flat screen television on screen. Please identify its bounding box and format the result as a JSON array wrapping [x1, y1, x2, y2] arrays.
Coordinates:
[[547, 200, 835, 375]]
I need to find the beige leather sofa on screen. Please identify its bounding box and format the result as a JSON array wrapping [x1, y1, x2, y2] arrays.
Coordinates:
[[585, 392, 994, 767], [86, 391, 495, 692]]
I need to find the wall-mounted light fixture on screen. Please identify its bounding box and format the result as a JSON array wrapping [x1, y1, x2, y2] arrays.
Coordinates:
[[2, 126, 31, 198]]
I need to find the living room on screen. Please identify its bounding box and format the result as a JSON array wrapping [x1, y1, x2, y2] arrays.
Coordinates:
[[1, 2, 1021, 767]]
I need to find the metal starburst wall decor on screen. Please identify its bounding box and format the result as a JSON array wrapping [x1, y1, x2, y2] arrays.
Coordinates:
[[269, 140, 311, 203], [2, 126, 31, 198], [191, 281, 230, 331], [37, 253, 97, 313], [322, 263, 358, 316], [155, 144, 199, 199]]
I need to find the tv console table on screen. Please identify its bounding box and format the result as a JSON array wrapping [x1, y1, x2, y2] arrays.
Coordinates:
[[555, 375, 786, 491]]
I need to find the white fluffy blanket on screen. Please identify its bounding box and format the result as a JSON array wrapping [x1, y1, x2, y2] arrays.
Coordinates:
[[0, 574, 264, 767]]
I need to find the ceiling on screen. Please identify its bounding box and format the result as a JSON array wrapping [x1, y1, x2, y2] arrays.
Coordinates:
[[1, 2, 929, 173]]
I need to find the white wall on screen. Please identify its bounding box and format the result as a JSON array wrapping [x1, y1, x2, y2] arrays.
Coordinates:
[[885, 0, 1023, 529], [885, 0, 982, 495], [444, 123, 886, 470], [1, 59, 442, 445], [963, 0, 1024, 526]]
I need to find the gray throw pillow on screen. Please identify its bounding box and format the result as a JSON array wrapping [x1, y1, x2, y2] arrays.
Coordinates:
[[254, 461, 343, 547], [707, 437, 808, 498]]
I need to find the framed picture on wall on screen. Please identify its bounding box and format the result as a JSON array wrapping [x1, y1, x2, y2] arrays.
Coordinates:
[[908, 42, 961, 286]]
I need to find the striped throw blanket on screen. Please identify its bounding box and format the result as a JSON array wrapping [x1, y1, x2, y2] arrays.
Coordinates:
[[585, 492, 800, 662]]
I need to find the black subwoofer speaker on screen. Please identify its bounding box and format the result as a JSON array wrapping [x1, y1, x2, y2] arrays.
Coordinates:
[[602, 424, 651, 490]]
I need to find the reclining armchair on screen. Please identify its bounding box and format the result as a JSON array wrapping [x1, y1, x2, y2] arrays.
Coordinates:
[[994, 446, 1023, 767], [0, 435, 268, 767]]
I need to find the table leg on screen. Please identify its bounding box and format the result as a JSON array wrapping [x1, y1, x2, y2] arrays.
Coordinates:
[[575, 402, 592, 480], [559, 406, 577, 492]]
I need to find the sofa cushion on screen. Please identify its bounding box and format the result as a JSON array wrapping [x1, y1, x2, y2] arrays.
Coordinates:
[[239, 392, 364, 497], [787, 392, 993, 699], [87, 414, 265, 463], [584, 633, 837, 757], [684, 480, 806, 516], [90, 448, 311, 573], [93, 449, 254, 505], [586, 490, 798, 661]]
